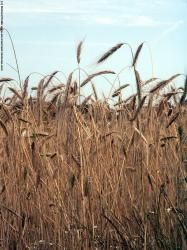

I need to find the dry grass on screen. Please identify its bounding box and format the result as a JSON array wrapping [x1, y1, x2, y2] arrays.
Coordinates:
[[0, 42, 187, 250]]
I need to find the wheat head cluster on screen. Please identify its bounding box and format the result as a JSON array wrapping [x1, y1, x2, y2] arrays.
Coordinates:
[[0, 41, 187, 249]]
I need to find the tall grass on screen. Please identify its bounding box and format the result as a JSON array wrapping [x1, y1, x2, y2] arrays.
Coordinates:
[[0, 42, 186, 249]]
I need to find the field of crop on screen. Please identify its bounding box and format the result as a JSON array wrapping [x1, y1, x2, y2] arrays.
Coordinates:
[[0, 42, 187, 249]]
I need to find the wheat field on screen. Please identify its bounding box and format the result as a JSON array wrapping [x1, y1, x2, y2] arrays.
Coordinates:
[[0, 42, 187, 249]]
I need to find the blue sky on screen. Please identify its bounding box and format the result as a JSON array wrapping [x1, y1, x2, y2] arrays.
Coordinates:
[[1, 0, 187, 95]]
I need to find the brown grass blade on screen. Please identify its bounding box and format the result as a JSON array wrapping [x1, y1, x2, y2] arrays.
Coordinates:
[[132, 42, 144, 66], [0, 77, 13, 82], [80, 70, 115, 87], [48, 84, 65, 93], [80, 94, 92, 108], [31, 87, 38, 91], [8, 87, 22, 101], [0, 119, 8, 135], [77, 40, 84, 64], [23, 75, 30, 99], [150, 74, 181, 93], [37, 77, 45, 98], [112, 91, 121, 98], [130, 95, 147, 121], [47, 93, 60, 110], [92, 83, 98, 101], [43, 71, 59, 90], [97, 43, 124, 64], [124, 93, 137, 104], [72, 80, 78, 95], [112, 84, 129, 97], [114, 100, 126, 107], [180, 75, 187, 104], [0, 84, 4, 95], [135, 69, 142, 104], [160, 136, 177, 141], [166, 111, 180, 128], [62, 72, 73, 107], [143, 77, 158, 86], [18, 117, 31, 124]]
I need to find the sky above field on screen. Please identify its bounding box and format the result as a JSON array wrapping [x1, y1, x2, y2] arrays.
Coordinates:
[[1, 0, 187, 95]]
